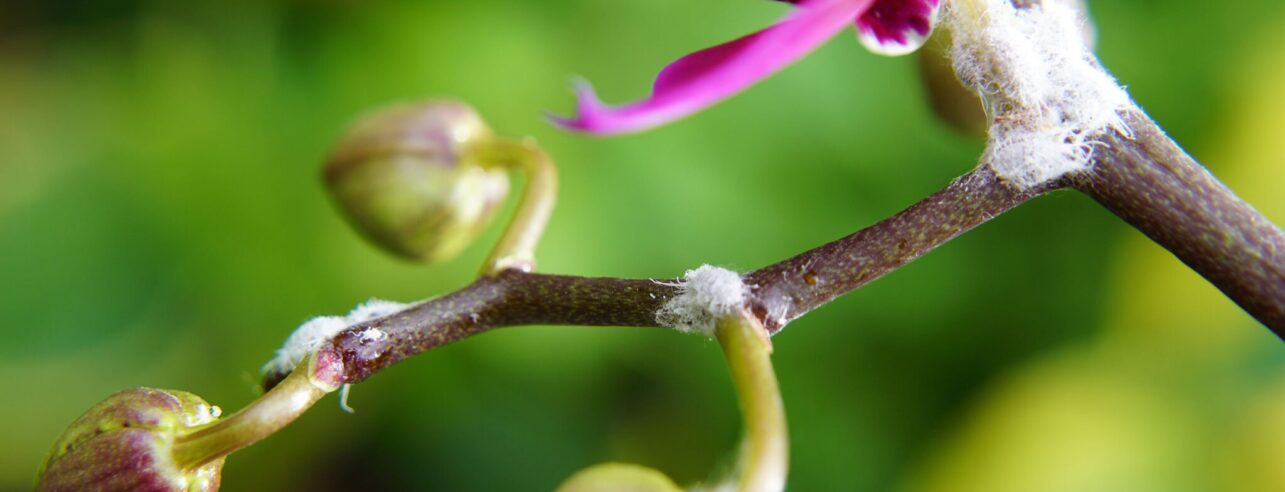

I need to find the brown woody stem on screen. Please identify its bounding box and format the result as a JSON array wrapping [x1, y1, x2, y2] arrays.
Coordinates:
[[743, 165, 1053, 330], [1072, 109, 1285, 335], [285, 165, 1048, 389]]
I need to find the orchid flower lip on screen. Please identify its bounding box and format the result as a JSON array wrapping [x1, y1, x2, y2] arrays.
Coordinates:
[[551, 0, 875, 135], [544, 77, 605, 133], [550, 0, 941, 136]]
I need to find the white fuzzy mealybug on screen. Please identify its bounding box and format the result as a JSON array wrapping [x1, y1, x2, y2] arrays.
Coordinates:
[[262, 298, 409, 377], [946, 0, 1133, 188], [656, 265, 749, 336]]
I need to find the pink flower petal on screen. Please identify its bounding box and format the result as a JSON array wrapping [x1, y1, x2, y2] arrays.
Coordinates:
[[552, 0, 873, 135], [855, 0, 940, 56]]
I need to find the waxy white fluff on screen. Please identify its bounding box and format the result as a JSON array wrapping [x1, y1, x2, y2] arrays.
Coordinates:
[[946, 0, 1132, 188], [656, 265, 748, 336], [262, 299, 408, 376]]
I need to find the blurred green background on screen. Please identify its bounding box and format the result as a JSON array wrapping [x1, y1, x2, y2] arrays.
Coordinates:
[[3, 0, 1284, 490]]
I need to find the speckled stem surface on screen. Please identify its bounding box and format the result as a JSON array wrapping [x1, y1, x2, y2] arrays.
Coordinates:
[[286, 110, 1285, 389], [1072, 109, 1285, 336], [303, 273, 678, 387], [289, 166, 1047, 389], [289, 118, 1285, 389], [744, 166, 1052, 330]]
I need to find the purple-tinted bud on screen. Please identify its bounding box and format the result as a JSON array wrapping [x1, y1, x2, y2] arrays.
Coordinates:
[[37, 388, 224, 492], [324, 100, 511, 262]]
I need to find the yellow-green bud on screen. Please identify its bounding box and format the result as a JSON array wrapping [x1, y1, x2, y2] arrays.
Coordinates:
[[324, 100, 510, 261], [556, 463, 682, 492], [917, 31, 987, 137], [37, 388, 224, 492]]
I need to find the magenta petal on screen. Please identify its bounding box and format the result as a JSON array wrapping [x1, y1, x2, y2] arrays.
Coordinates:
[[552, 0, 874, 135]]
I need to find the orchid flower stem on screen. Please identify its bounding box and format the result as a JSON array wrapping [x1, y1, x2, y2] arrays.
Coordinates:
[[716, 314, 788, 492], [173, 357, 331, 470], [1073, 110, 1285, 332], [291, 165, 1044, 389], [473, 138, 558, 275]]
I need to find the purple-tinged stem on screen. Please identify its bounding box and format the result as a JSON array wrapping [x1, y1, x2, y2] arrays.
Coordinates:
[[744, 165, 1054, 331], [299, 273, 676, 388], [286, 165, 1047, 389], [1072, 109, 1285, 335]]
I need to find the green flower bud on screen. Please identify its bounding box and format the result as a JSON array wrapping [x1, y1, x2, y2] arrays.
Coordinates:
[[37, 388, 224, 492], [917, 31, 987, 137], [324, 100, 511, 261], [556, 463, 682, 492]]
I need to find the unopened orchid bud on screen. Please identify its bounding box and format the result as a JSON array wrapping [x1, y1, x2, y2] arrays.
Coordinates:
[[324, 100, 510, 262], [917, 31, 988, 137], [37, 388, 224, 492], [556, 463, 681, 492]]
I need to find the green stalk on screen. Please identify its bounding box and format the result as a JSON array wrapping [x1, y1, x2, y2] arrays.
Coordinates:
[[716, 314, 788, 492], [471, 138, 558, 274], [171, 357, 332, 470]]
